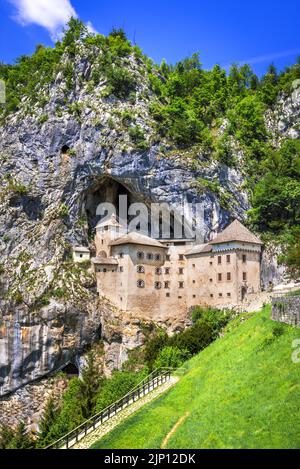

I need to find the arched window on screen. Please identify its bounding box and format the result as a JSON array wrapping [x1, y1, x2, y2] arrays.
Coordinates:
[[137, 252, 144, 260], [98, 251, 107, 259], [137, 265, 145, 274], [137, 279, 145, 288], [154, 282, 162, 290], [155, 267, 162, 275]]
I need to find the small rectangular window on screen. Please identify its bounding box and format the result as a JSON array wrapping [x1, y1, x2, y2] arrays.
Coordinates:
[[193, 280, 196, 284], [179, 268, 184, 275], [227, 255, 231, 263], [227, 293, 231, 298], [119, 253, 124, 259], [243, 272, 247, 281], [218, 273, 222, 282], [210, 294, 214, 298], [166, 293, 170, 298], [179, 254, 184, 261], [243, 255, 247, 263], [166, 255, 171, 261], [227, 272, 231, 281], [120, 267, 124, 273], [219, 293, 223, 298], [218, 256, 222, 265], [165, 267, 170, 275], [179, 282, 184, 289], [193, 295, 196, 299], [192, 264, 196, 268]]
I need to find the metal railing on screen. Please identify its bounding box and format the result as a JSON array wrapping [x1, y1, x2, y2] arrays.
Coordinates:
[[45, 368, 173, 450]]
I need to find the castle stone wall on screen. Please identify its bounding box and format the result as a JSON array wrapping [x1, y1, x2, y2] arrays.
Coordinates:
[[272, 296, 300, 327]]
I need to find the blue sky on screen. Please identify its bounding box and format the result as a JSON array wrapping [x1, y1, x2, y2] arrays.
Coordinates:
[[0, 0, 300, 75]]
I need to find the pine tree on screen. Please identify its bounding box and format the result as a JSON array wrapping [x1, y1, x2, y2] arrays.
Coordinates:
[[0, 424, 15, 449], [8, 422, 34, 449], [37, 397, 59, 448], [80, 351, 101, 418]]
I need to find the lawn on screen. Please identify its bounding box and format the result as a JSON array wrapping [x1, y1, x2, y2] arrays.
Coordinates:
[[91, 305, 300, 449]]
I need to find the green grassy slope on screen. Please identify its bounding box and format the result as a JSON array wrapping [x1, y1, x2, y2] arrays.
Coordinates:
[[92, 306, 300, 449]]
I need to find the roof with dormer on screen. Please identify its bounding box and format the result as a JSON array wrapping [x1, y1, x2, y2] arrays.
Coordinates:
[[109, 232, 168, 249], [209, 220, 263, 246]]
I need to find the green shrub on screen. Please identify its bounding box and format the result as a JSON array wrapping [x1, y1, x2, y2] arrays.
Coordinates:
[[38, 114, 48, 124], [107, 67, 136, 99], [170, 320, 214, 356], [95, 370, 147, 414], [154, 346, 191, 369], [58, 204, 69, 219], [144, 330, 169, 369], [128, 125, 149, 150], [192, 306, 232, 338]]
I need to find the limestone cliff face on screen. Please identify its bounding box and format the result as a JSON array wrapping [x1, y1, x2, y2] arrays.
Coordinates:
[[0, 43, 298, 395]]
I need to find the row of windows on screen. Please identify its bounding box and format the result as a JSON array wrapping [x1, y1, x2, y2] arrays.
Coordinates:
[[137, 252, 162, 261], [217, 272, 247, 282], [98, 267, 247, 282], [136, 266, 182, 275], [137, 280, 184, 289], [217, 254, 247, 265]]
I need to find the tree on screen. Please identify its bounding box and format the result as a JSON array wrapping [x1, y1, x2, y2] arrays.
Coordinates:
[[170, 320, 214, 356], [280, 228, 300, 279], [259, 63, 279, 105], [62, 18, 88, 53], [0, 424, 15, 449], [154, 346, 191, 369], [37, 397, 60, 448], [7, 422, 34, 449], [80, 352, 102, 418]]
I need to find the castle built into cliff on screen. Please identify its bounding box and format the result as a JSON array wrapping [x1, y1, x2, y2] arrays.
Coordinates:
[[73, 217, 263, 320]]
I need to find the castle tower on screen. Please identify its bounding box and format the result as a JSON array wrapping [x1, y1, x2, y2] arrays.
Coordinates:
[[95, 214, 126, 257]]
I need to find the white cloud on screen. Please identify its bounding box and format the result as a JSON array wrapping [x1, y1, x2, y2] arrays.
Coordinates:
[[223, 48, 300, 70], [86, 20, 98, 35], [8, 0, 98, 40]]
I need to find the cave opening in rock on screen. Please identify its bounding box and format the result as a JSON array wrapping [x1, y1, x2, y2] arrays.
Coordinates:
[[84, 177, 151, 234], [61, 145, 70, 155], [61, 362, 79, 377], [82, 177, 186, 240]]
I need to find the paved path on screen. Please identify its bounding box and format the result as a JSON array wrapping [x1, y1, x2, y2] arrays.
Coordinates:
[[72, 376, 179, 449]]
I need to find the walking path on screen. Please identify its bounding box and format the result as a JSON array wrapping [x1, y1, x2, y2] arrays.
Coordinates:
[[72, 376, 179, 449]]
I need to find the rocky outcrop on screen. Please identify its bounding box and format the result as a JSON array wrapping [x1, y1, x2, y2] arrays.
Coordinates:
[[266, 80, 300, 143], [261, 244, 287, 291]]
